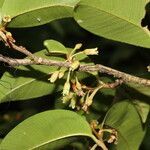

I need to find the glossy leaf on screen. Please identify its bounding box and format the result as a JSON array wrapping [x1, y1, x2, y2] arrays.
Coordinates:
[[44, 39, 68, 54], [105, 101, 145, 150], [0, 110, 93, 150], [74, 0, 150, 48], [1, 0, 79, 28]]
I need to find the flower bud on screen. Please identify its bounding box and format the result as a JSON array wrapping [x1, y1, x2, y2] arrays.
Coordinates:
[[58, 72, 64, 79], [74, 43, 82, 50], [48, 71, 59, 83], [86, 97, 93, 106], [107, 135, 116, 143], [76, 79, 82, 90], [69, 97, 76, 109], [79, 95, 85, 104], [75, 78, 84, 96], [83, 48, 98, 55], [63, 81, 70, 96]]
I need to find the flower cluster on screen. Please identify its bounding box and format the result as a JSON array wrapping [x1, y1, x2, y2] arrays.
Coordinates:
[[48, 43, 99, 112]]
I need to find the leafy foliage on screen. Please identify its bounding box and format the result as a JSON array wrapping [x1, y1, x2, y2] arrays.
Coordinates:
[[0, 0, 150, 150]]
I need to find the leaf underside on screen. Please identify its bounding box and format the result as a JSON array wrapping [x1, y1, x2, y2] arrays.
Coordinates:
[[74, 0, 150, 48]]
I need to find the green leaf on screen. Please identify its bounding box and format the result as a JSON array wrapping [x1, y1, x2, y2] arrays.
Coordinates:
[[1, 0, 79, 28], [44, 39, 68, 54], [0, 49, 59, 103], [133, 100, 150, 123], [0, 0, 4, 8], [0, 0, 4, 24], [74, 0, 150, 48], [105, 101, 145, 150], [127, 82, 150, 97], [0, 110, 92, 150], [119, 76, 150, 123]]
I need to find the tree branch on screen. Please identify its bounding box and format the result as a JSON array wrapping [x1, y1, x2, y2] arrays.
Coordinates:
[[0, 30, 149, 86], [80, 65, 150, 86], [0, 53, 150, 86]]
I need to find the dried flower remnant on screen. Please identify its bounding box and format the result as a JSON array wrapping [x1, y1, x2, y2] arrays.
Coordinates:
[[82, 85, 103, 112], [75, 77, 85, 96], [107, 129, 118, 144], [90, 120, 118, 150]]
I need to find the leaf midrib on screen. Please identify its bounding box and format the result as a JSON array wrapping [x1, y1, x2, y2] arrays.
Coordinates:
[[117, 129, 131, 150], [3, 73, 49, 100], [31, 133, 91, 150]]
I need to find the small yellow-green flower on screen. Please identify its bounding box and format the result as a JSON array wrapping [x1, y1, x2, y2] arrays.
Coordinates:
[[69, 97, 76, 109], [74, 43, 82, 50], [63, 81, 70, 96], [48, 71, 59, 83], [83, 48, 98, 55]]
